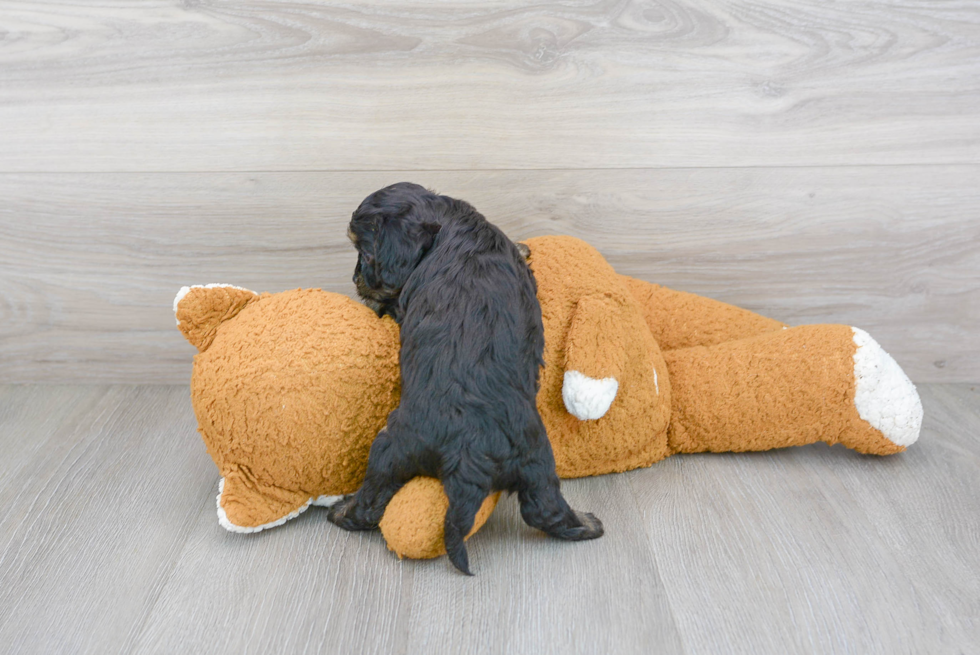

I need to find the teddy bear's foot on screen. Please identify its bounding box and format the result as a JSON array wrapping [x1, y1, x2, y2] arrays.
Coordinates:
[[851, 327, 923, 450]]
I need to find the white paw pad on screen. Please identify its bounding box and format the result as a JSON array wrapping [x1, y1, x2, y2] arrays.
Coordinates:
[[562, 370, 619, 420], [852, 328, 924, 447]]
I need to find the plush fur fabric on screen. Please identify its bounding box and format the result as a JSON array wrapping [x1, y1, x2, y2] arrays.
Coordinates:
[[663, 324, 908, 456], [378, 478, 501, 560], [525, 235, 674, 477], [179, 289, 400, 529]]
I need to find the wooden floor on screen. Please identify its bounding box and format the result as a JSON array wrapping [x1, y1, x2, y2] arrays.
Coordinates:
[[0, 383, 977, 654]]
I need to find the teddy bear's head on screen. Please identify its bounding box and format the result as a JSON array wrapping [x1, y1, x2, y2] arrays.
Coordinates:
[[176, 285, 401, 531]]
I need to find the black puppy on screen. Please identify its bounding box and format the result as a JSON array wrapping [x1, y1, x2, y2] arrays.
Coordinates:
[[329, 182, 603, 574]]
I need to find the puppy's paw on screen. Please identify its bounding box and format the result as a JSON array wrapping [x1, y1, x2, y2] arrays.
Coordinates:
[[326, 495, 377, 531], [567, 511, 604, 540], [546, 511, 604, 541]]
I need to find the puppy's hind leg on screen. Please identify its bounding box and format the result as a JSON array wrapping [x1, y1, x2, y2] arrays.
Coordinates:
[[328, 424, 419, 532], [442, 474, 493, 575], [516, 429, 604, 541]]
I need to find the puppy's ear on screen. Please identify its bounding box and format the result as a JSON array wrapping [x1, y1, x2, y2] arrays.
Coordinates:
[[419, 222, 441, 251]]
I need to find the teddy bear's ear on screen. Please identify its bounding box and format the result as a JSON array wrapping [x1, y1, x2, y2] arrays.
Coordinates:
[[216, 472, 321, 533], [174, 284, 259, 352]]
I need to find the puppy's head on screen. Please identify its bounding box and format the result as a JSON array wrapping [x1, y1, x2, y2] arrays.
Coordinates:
[[349, 183, 442, 315]]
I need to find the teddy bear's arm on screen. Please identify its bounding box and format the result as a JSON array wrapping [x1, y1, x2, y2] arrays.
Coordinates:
[[561, 295, 630, 421], [620, 275, 786, 352], [217, 468, 329, 533]]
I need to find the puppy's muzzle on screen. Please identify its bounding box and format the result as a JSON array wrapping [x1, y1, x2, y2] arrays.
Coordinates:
[[353, 264, 398, 317]]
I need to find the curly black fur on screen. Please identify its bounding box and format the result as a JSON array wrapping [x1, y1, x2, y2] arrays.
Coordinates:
[[330, 182, 603, 574]]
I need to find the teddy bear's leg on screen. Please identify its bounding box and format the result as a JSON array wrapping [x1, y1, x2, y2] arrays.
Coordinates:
[[217, 469, 314, 533], [620, 275, 786, 351], [663, 324, 922, 456]]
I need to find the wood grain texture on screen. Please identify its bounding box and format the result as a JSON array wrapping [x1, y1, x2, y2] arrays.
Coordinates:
[[0, 386, 215, 655], [0, 384, 977, 654], [403, 476, 684, 654], [0, 385, 106, 486], [0, 0, 978, 172], [129, 506, 416, 654], [131, 477, 683, 654], [628, 383, 980, 655], [1, 167, 977, 383]]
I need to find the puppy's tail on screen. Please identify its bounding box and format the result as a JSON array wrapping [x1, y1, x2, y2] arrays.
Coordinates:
[[442, 477, 492, 576], [445, 533, 472, 576]]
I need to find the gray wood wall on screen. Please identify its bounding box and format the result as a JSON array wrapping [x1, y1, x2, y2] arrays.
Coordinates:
[[1, 1, 977, 384]]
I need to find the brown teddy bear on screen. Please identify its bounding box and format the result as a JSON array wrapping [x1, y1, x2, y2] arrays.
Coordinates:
[[175, 235, 922, 559]]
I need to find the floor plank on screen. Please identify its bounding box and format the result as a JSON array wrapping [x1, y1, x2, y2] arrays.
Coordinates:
[[1, 1, 978, 171], [405, 476, 684, 654], [810, 384, 980, 649], [130, 477, 683, 653], [0, 383, 977, 654], [0, 386, 215, 655], [129, 505, 415, 654], [0, 385, 107, 487], [628, 383, 980, 654], [2, 166, 976, 384]]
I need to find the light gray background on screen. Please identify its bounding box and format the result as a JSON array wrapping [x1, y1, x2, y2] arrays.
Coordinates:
[[1, 0, 978, 384]]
